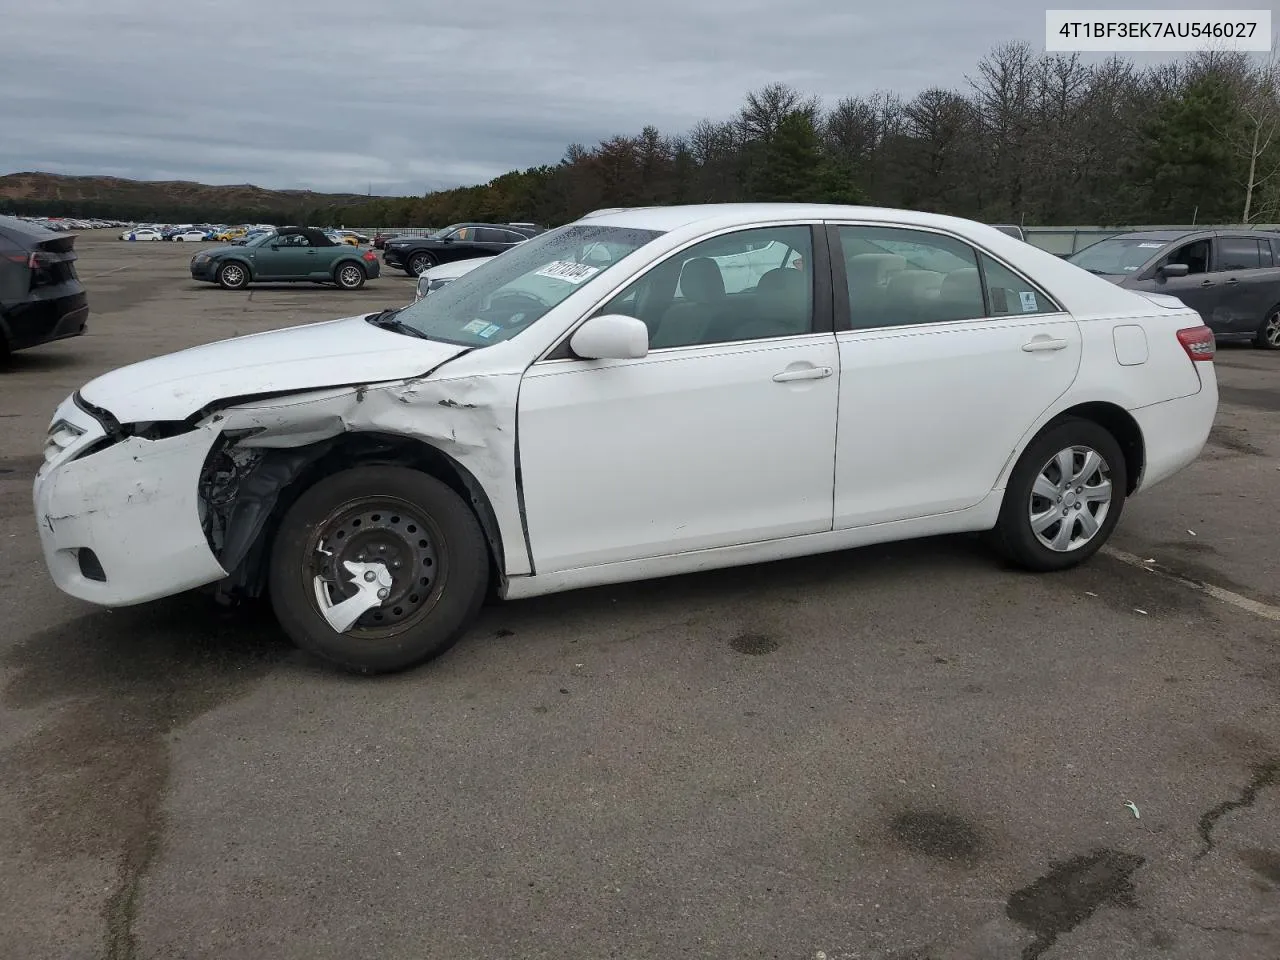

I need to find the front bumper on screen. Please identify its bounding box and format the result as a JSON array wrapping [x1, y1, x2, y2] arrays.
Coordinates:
[[190, 258, 217, 281], [383, 249, 407, 268], [33, 396, 227, 607]]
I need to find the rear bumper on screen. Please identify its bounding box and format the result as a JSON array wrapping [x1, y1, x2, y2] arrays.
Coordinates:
[[1131, 366, 1219, 494], [2, 291, 89, 351]]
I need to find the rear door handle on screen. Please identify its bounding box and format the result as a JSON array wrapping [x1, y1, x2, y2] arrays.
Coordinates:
[[773, 366, 833, 382], [1200, 279, 1215, 287], [1224, 277, 1239, 284], [1022, 337, 1068, 353]]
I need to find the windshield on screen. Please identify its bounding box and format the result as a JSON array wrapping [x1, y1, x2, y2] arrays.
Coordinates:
[[242, 231, 276, 248], [1068, 238, 1168, 275], [391, 224, 663, 346]]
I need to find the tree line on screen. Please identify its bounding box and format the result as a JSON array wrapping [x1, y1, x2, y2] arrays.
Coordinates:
[[333, 43, 1279, 230], [7, 43, 1278, 228]]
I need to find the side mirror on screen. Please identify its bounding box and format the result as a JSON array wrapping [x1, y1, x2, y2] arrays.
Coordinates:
[[569, 314, 649, 360], [269, 243, 280, 250], [1159, 262, 1189, 278]]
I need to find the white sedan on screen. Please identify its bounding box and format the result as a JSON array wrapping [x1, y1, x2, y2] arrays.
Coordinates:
[[121, 228, 162, 241], [171, 229, 211, 242], [35, 203, 1218, 674], [413, 256, 490, 300]]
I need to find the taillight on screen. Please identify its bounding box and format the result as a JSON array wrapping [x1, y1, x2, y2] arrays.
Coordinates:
[[2, 252, 37, 269], [362, 250, 376, 261], [1176, 325, 1215, 361]]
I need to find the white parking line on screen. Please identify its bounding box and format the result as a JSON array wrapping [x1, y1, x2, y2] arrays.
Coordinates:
[[1102, 546, 1280, 623], [88, 264, 135, 279]]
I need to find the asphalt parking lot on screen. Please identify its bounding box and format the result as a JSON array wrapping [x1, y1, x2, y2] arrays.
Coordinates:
[[1, 233, 1277, 960]]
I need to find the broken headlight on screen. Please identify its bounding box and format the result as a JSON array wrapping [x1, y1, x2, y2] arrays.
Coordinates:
[[43, 419, 86, 465]]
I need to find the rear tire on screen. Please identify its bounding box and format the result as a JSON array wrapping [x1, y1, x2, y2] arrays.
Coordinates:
[[988, 417, 1127, 572], [335, 262, 366, 290], [1254, 305, 1280, 350], [268, 466, 490, 674], [217, 261, 249, 289], [407, 252, 435, 276]]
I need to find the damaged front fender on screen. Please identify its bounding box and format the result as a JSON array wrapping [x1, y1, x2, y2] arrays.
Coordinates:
[[197, 373, 527, 602]]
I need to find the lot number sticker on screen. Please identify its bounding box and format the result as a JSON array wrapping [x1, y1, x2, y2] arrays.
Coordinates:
[[1019, 291, 1038, 312], [535, 261, 600, 284]]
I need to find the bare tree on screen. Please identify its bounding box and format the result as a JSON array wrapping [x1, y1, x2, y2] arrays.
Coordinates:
[[736, 83, 821, 142], [1215, 46, 1280, 222]]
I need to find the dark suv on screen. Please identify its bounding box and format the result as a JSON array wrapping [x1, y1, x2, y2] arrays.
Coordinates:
[[383, 222, 543, 276], [0, 215, 88, 362], [1068, 229, 1280, 349]]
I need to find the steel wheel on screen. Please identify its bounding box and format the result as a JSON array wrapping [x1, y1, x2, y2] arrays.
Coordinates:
[[1028, 445, 1113, 552], [305, 497, 447, 638], [336, 263, 365, 289], [1256, 308, 1280, 350]]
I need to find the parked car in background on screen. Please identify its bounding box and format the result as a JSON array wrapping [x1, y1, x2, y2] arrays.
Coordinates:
[[36, 203, 1217, 674], [334, 230, 370, 245], [383, 222, 542, 276], [413, 256, 490, 301], [171, 229, 213, 242], [189, 226, 380, 290], [1067, 229, 1280, 349], [121, 228, 162, 241], [0, 215, 88, 360], [373, 231, 400, 250]]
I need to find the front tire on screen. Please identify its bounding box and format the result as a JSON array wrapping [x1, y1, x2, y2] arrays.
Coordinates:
[[1254, 305, 1280, 350], [217, 262, 249, 289], [335, 262, 366, 290], [989, 417, 1126, 572], [268, 466, 490, 674], [407, 252, 435, 276]]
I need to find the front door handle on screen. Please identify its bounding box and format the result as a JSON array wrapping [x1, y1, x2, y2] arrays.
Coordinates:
[[1022, 337, 1068, 353], [1200, 279, 1214, 287], [773, 365, 833, 382], [1224, 277, 1239, 284]]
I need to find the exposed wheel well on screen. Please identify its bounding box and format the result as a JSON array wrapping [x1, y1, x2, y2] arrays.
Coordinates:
[[1046, 402, 1144, 494], [203, 431, 506, 602]]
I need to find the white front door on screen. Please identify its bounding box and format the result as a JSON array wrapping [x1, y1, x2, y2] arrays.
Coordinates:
[[517, 223, 839, 574], [829, 224, 1082, 529]]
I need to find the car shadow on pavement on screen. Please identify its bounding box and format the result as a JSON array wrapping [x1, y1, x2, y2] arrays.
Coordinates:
[[0, 349, 85, 374]]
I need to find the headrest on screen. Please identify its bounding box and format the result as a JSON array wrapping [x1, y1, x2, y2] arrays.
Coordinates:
[[679, 257, 726, 302], [939, 267, 980, 299]]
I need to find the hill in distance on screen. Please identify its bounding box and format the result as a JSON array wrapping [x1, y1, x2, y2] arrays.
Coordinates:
[[0, 171, 393, 221]]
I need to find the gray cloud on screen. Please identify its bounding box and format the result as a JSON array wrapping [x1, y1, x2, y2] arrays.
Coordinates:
[[2, 0, 1225, 194]]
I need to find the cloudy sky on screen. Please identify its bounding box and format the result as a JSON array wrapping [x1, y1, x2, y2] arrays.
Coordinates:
[[3, 0, 1267, 195]]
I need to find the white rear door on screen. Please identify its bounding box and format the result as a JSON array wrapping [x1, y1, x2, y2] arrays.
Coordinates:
[[829, 224, 1082, 528]]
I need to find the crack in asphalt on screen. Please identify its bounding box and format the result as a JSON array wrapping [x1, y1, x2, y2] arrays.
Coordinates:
[[1195, 760, 1280, 859]]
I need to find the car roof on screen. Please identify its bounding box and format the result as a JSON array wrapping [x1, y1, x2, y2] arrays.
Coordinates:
[[577, 202, 1037, 236]]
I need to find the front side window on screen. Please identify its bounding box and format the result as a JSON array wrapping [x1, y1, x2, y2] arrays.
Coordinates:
[[595, 225, 814, 349], [1162, 239, 1211, 275], [838, 226, 983, 328], [1217, 237, 1263, 271], [391, 224, 662, 346]]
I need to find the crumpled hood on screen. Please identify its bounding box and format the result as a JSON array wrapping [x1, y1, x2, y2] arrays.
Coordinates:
[[78, 315, 469, 422]]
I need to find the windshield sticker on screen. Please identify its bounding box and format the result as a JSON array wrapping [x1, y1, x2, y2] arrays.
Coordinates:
[[534, 260, 600, 284], [477, 323, 502, 339], [1123, 266, 1140, 271], [1019, 291, 1038, 312], [461, 318, 490, 334], [1137, 242, 1163, 248]]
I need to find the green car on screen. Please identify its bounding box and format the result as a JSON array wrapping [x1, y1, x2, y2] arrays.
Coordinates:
[[189, 226, 381, 290]]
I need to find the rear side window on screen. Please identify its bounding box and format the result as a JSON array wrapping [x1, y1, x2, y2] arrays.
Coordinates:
[[1263, 239, 1277, 266], [838, 225, 983, 328], [1217, 237, 1263, 271], [980, 254, 1060, 315]]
